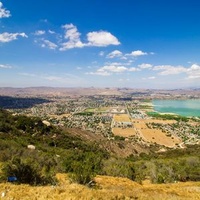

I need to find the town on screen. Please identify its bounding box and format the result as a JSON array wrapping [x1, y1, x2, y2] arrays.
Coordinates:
[[1, 87, 199, 150]]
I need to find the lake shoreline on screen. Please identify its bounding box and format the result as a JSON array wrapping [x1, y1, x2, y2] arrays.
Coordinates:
[[152, 99, 200, 117]]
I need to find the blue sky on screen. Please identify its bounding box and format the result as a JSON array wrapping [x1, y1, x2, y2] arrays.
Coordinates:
[[0, 0, 200, 89]]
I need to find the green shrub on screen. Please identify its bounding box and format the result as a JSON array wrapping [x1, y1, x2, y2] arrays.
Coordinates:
[[69, 161, 95, 185], [102, 157, 135, 180], [2, 158, 56, 185], [65, 151, 104, 185]]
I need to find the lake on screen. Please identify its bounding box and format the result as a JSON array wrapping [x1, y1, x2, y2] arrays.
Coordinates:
[[152, 99, 200, 117]]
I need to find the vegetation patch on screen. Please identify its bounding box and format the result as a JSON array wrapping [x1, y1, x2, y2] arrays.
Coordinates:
[[0, 108, 200, 187], [147, 112, 189, 122]]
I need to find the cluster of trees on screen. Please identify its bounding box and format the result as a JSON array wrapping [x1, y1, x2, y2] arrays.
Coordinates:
[[1, 109, 200, 186], [147, 112, 189, 122]]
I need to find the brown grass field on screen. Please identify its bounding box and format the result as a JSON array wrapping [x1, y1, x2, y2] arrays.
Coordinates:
[[111, 114, 181, 147], [113, 114, 132, 122], [112, 127, 137, 137], [133, 119, 181, 147], [1, 174, 200, 200]]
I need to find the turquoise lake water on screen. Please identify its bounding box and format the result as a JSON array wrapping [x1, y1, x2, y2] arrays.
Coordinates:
[[152, 99, 200, 117]]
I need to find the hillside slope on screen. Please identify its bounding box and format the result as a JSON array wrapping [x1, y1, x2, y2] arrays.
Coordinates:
[[1, 108, 200, 198], [1, 174, 200, 200]]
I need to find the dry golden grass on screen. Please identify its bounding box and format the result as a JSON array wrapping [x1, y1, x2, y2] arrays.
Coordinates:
[[112, 127, 137, 137], [113, 114, 131, 122], [111, 116, 180, 147], [1, 174, 200, 200], [133, 119, 176, 125], [133, 119, 181, 147], [141, 129, 180, 147]]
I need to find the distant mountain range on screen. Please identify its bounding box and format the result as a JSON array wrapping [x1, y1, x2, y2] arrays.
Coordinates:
[[0, 87, 200, 97]]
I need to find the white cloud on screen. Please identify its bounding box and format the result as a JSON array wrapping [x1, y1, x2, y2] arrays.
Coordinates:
[[129, 67, 140, 72], [86, 71, 111, 76], [0, 64, 12, 69], [148, 76, 156, 79], [60, 40, 84, 50], [151, 63, 200, 80], [48, 30, 55, 34], [153, 65, 187, 75], [142, 76, 156, 80], [88, 62, 140, 76], [187, 64, 200, 79], [187, 75, 200, 79], [126, 50, 148, 57], [0, 2, 11, 18], [105, 62, 126, 66], [87, 31, 120, 47], [0, 32, 28, 43], [189, 64, 200, 70], [107, 50, 123, 58], [98, 65, 127, 73], [62, 23, 81, 40], [59, 23, 84, 50], [99, 51, 105, 56], [41, 23, 121, 51], [34, 30, 45, 36], [41, 39, 58, 49], [138, 63, 153, 69]]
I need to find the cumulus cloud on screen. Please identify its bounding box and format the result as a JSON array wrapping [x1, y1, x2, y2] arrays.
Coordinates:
[[98, 65, 128, 73], [62, 24, 81, 41], [109, 62, 127, 66], [41, 39, 58, 49], [59, 24, 120, 50], [151, 63, 200, 79], [87, 31, 120, 47], [138, 63, 153, 69], [106, 50, 152, 60], [189, 64, 200, 71], [126, 50, 148, 57], [187, 64, 200, 79], [107, 50, 123, 58], [59, 23, 84, 50], [0, 2, 11, 18], [153, 65, 187, 75], [129, 67, 140, 72], [0, 64, 12, 69], [87, 63, 140, 76], [0, 32, 28, 43], [34, 23, 120, 51], [34, 30, 45, 36]]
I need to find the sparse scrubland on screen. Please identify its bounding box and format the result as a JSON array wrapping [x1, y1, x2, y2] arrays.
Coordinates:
[[1, 108, 200, 199]]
